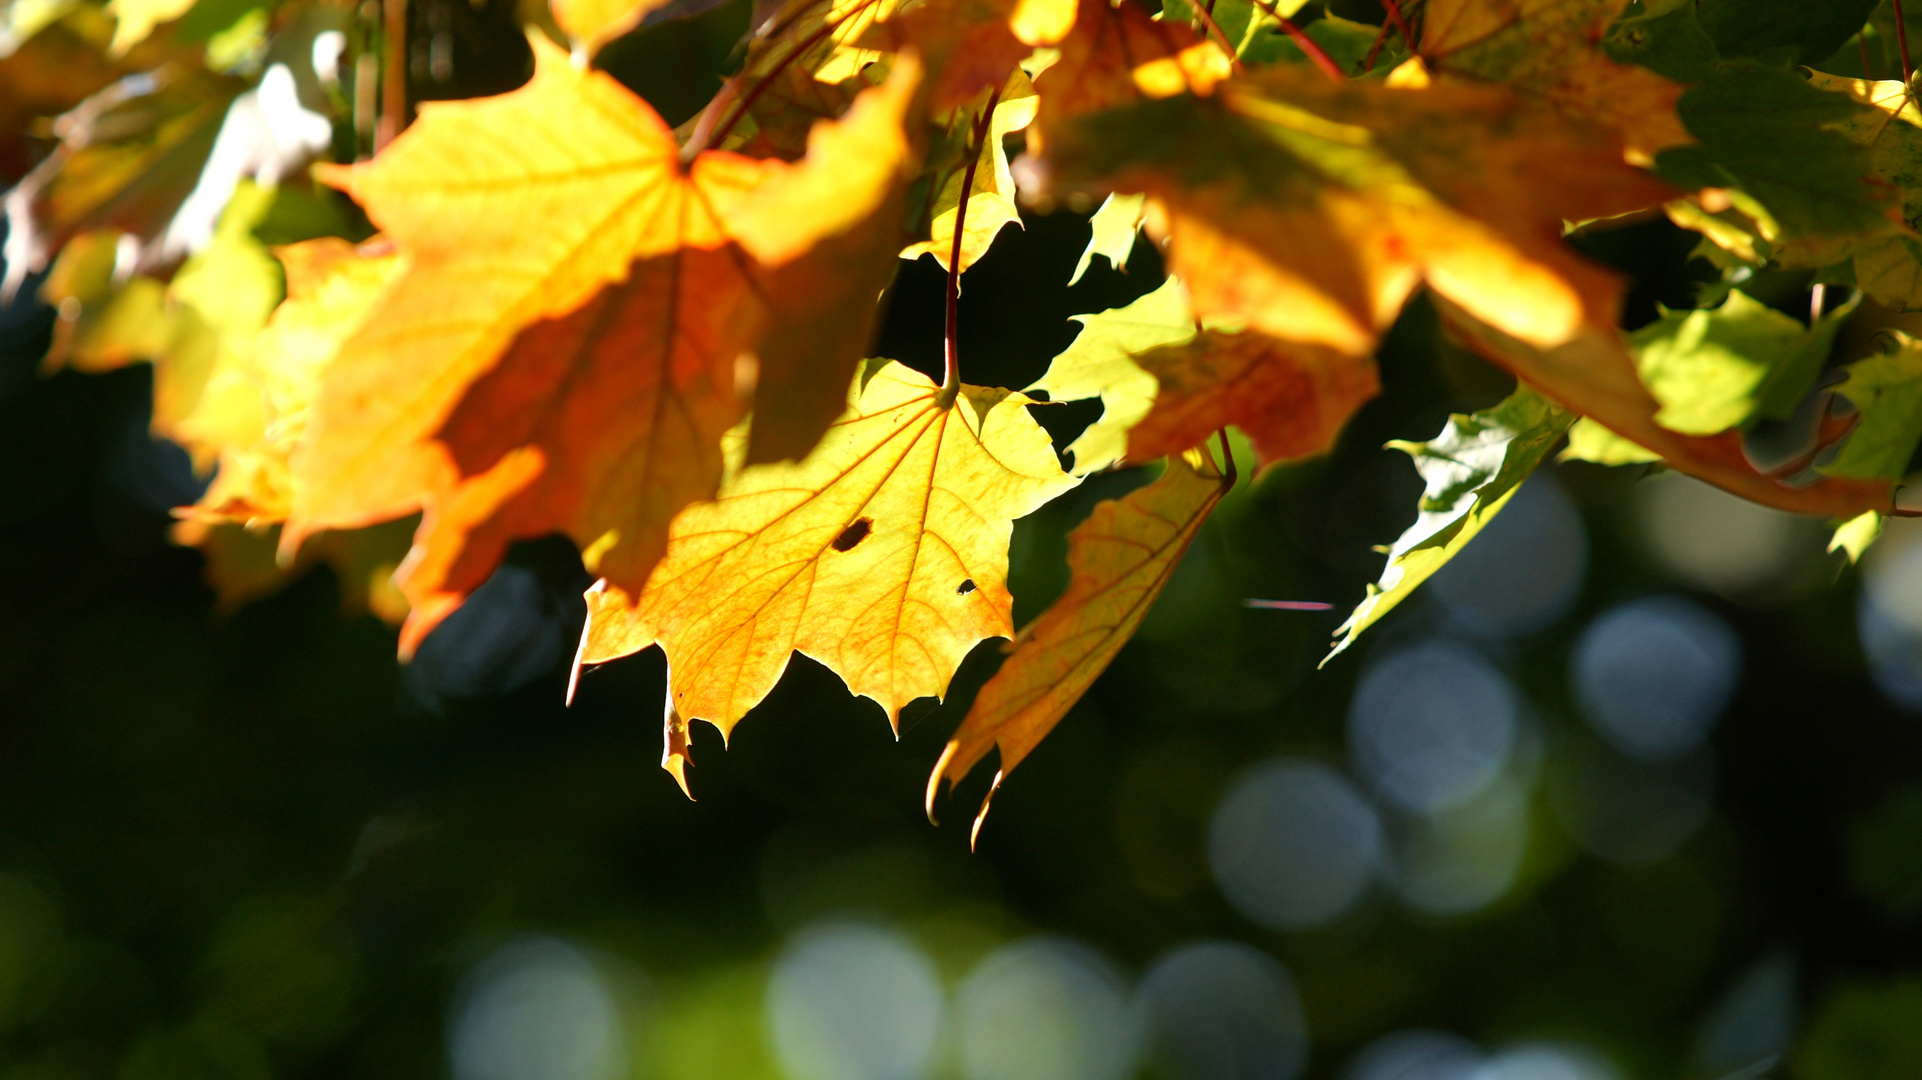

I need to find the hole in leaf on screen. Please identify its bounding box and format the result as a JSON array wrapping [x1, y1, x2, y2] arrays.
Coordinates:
[[831, 518, 874, 552], [957, 579, 977, 595]]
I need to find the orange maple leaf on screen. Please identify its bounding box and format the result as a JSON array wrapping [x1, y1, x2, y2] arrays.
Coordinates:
[[1034, 67, 1672, 358], [288, 39, 921, 650], [1417, 0, 1690, 164]]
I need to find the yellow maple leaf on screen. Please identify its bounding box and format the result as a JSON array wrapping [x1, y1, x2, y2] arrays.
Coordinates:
[[901, 70, 1036, 273], [1417, 0, 1690, 163], [579, 360, 1078, 783], [289, 39, 920, 648], [929, 446, 1228, 843]]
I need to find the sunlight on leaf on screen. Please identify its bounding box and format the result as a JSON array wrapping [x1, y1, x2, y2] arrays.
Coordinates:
[[580, 360, 1078, 754], [1328, 384, 1572, 662], [291, 40, 920, 646]]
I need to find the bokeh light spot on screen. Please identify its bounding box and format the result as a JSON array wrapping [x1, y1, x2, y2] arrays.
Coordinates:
[[765, 922, 943, 1080], [1571, 597, 1741, 762], [1208, 760, 1382, 930], [956, 937, 1135, 1080], [449, 936, 628, 1080], [1136, 941, 1308, 1080], [1350, 643, 1519, 814]]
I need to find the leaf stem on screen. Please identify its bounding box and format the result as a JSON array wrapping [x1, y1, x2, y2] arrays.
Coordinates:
[[376, 0, 408, 150], [1186, 0, 1245, 74], [1379, 0, 1414, 52], [1215, 428, 1237, 487], [1249, 0, 1345, 81], [940, 86, 1003, 407], [1862, 29, 1877, 80]]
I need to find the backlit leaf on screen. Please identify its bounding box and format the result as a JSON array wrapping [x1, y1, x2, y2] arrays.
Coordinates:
[[192, 235, 402, 524], [1630, 289, 1851, 435], [1035, 68, 1671, 357], [1328, 384, 1572, 661], [1068, 191, 1143, 285], [1031, 275, 1191, 473], [1126, 327, 1378, 466], [1822, 334, 1922, 481], [901, 70, 1035, 274], [291, 40, 919, 646], [930, 446, 1229, 840], [579, 360, 1078, 756], [1435, 297, 1898, 516]]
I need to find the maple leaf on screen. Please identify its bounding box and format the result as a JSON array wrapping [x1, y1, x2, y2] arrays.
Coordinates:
[[1026, 0, 1229, 154], [290, 39, 920, 647], [193, 235, 402, 524], [930, 445, 1229, 842], [1031, 66, 1672, 360], [1329, 384, 1572, 661], [1031, 276, 1377, 472], [1435, 297, 1899, 517], [1068, 191, 1143, 285], [1821, 333, 1922, 481], [1415, 0, 1690, 162], [901, 71, 1035, 274], [578, 360, 1078, 772], [1659, 63, 1902, 269], [1628, 289, 1853, 437], [1797, 73, 1922, 310]]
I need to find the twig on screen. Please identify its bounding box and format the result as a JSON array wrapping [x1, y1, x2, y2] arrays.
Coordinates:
[[1215, 428, 1237, 486], [940, 85, 1003, 406], [1186, 0, 1245, 74], [1249, 0, 1345, 81]]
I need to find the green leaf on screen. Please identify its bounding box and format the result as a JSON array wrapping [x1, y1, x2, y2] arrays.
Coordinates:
[[1559, 416, 1660, 465], [1326, 384, 1574, 662], [1629, 289, 1851, 434], [1695, 0, 1876, 68], [1068, 192, 1144, 285], [1821, 334, 1922, 480], [1657, 62, 1900, 260], [1031, 275, 1195, 473], [1802, 74, 1922, 309]]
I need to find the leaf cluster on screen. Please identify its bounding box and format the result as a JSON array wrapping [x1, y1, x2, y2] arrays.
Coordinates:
[[10, 0, 1922, 827]]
